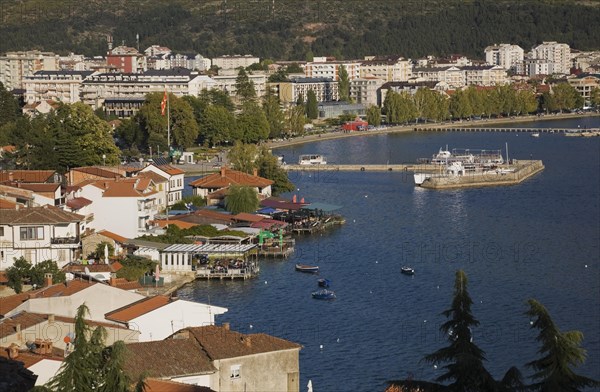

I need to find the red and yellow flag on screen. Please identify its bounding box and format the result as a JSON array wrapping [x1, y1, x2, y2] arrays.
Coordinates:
[[161, 90, 168, 116]]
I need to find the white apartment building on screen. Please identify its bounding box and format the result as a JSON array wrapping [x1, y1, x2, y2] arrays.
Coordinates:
[[23, 70, 93, 104], [530, 41, 571, 75], [80, 178, 159, 239], [359, 56, 413, 82], [463, 65, 507, 86], [212, 55, 259, 69], [211, 72, 267, 98], [272, 77, 339, 104], [0, 50, 60, 90], [304, 59, 361, 81], [139, 164, 185, 207], [413, 66, 465, 89], [524, 58, 553, 77], [485, 44, 524, 70]]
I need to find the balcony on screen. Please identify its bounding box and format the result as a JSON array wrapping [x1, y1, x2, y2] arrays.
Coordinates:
[[50, 236, 79, 245]]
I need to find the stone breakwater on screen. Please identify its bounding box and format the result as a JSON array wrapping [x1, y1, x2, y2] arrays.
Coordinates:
[[420, 160, 545, 189]]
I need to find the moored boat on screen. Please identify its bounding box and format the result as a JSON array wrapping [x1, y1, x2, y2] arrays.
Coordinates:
[[298, 154, 327, 165], [295, 264, 319, 273], [317, 278, 331, 288], [312, 289, 336, 300], [401, 266, 415, 275]]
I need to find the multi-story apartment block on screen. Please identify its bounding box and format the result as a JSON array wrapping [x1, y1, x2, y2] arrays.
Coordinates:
[[271, 77, 339, 105], [304, 58, 361, 81], [571, 51, 600, 73], [211, 72, 267, 100], [530, 41, 571, 75], [144, 45, 172, 57], [349, 77, 385, 106], [413, 66, 465, 89], [379, 81, 440, 106], [0, 51, 60, 90], [485, 44, 524, 70], [359, 56, 412, 82], [153, 53, 211, 71], [106, 46, 147, 73], [463, 65, 507, 86], [523, 58, 553, 77], [212, 55, 259, 70], [80, 69, 206, 118], [23, 70, 93, 104], [568, 75, 600, 107]]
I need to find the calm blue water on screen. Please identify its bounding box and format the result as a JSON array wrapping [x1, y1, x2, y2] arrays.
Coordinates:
[[181, 117, 600, 391]]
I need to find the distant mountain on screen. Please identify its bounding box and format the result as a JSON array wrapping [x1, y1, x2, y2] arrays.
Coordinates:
[[1, 0, 599, 60]]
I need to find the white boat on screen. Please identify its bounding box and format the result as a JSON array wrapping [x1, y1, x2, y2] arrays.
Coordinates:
[[298, 154, 327, 165], [531, 133, 540, 138]]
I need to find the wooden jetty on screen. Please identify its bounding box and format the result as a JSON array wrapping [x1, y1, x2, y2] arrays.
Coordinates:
[[283, 163, 440, 172], [414, 126, 598, 134]]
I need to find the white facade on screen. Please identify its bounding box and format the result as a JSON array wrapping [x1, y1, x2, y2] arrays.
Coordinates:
[[359, 57, 413, 82], [0, 207, 83, 269], [212, 55, 259, 70], [80, 179, 159, 239], [29, 359, 63, 386], [524, 58, 553, 77], [211, 72, 267, 98], [23, 71, 93, 104], [139, 164, 184, 207], [6, 283, 145, 322], [304, 60, 361, 81], [485, 44, 524, 70], [349, 77, 385, 106], [117, 300, 228, 342], [530, 41, 571, 75], [0, 50, 59, 90]]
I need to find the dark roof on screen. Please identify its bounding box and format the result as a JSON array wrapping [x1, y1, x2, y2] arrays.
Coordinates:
[[183, 325, 301, 360], [66, 197, 92, 210], [0, 205, 84, 225], [301, 202, 342, 212], [123, 339, 216, 380], [260, 197, 307, 211], [144, 68, 192, 77], [0, 312, 47, 339], [32, 70, 94, 77], [0, 170, 56, 183]]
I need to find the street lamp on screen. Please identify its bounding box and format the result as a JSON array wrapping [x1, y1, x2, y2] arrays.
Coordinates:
[[102, 154, 106, 166]]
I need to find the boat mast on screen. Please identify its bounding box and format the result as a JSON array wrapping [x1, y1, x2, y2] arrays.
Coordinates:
[[505, 142, 509, 164]]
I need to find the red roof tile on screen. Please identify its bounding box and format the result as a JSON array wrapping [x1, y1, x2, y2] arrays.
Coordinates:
[[98, 230, 129, 243], [232, 212, 264, 223], [0, 199, 18, 209], [157, 164, 185, 175], [71, 166, 123, 179], [0, 205, 84, 225], [0, 170, 56, 183], [105, 296, 171, 322], [66, 197, 92, 210], [189, 168, 273, 189]]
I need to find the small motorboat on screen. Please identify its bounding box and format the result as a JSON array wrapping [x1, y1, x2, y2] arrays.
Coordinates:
[[295, 264, 319, 273], [317, 278, 331, 288], [531, 133, 540, 138], [401, 266, 415, 275], [312, 289, 336, 300]]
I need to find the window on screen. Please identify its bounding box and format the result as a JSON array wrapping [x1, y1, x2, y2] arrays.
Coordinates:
[[0, 227, 4, 237], [230, 364, 241, 379], [20, 226, 44, 241]]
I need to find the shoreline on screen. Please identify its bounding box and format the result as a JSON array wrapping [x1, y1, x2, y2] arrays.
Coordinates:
[[266, 112, 600, 150]]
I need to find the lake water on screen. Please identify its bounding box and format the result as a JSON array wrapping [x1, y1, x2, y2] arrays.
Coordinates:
[[180, 117, 600, 391]]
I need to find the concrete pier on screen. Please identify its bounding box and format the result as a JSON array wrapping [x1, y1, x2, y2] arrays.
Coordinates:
[[283, 163, 441, 172]]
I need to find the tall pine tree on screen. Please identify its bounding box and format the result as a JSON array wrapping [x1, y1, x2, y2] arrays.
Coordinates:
[[423, 270, 496, 391]]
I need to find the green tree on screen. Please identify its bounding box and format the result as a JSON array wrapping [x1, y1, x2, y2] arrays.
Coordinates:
[[30, 260, 66, 288], [136, 92, 199, 151], [89, 242, 115, 260], [0, 82, 21, 127], [235, 68, 257, 103], [590, 87, 600, 108], [6, 257, 31, 293], [236, 101, 269, 143], [383, 90, 400, 124], [98, 341, 132, 392], [224, 185, 259, 214], [551, 83, 584, 112], [424, 270, 496, 391], [338, 65, 350, 102], [199, 105, 236, 146], [449, 89, 473, 119], [228, 141, 259, 174], [115, 118, 146, 151], [285, 105, 306, 136], [262, 87, 285, 138], [366, 105, 381, 126], [306, 89, 319, 120], [256, 146, 295, 195], [286, 63, 304, 73], [525, 299, 599, 392]]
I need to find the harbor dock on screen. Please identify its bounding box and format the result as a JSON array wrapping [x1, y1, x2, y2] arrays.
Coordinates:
[[283, 163, 441, 172], [414, 126, 598, 134], [419, 160, 544, 189]]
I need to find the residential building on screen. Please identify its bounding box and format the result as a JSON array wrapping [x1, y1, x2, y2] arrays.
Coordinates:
[[144, 45, 172, 57], [412, 66, 465, 89], [105, 295, 227, 341], [1, 277, 145, 322], [23, 70, 93, 104], [21, 99, 60, 117], [0, 50, 60, 90], [571, 51, 600, 72], [106, 46, 146, 73], [379, 81, 442, 107], [80, 178, 159, 239], [212, 55, 259, 70], [317, 102, 367, 119], [189, 167, 273, 200], [2, 182, 65, 208], [139, 164, 185, 207], [67, 166, 123, 186], [349, 77, 385, 106], [524, 58, 553, 77], [530, 41, 571, 75], [272, 77, 339, 104], [463, 65, 507, 86], [211, 71, 266, 100], [304, 58, 361, 81], [0, 205, 84, 268], [568, 74, 600, 107], [359, 56, 413, 82], [485, 44, 524, 70], [0, 170, 59, 184]]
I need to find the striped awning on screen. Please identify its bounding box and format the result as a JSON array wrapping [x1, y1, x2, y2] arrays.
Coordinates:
[[163, 243, 256, 254]]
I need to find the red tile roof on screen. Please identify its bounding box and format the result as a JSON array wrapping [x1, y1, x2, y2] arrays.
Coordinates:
[[157, 164, 185, 175], [98, 230, 130, 243], [7, 183, 61, 193], [0, 199, 18, 209], [112, 279, 142, 291], [189, 168, 273, 189], [105, 295, 171, 322], [71, 166, 123, 179], [143, 379, 215, 392], [0, 312, 47, 339], [232, 212, 264, 223], [137, 171, 168, 183], [154, 219, 197, 229], [0, 347, 64, 368], [66, 197, 92, 210], [0, 205, 84, 225], [182, 325, 301, 360], [0, 170, 56, 183], [0, 145, 16, 153], [96, 179, 157, 198], [123, 339, 215, 380]]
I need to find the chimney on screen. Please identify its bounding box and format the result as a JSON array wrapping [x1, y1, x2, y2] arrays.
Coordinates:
[[252, 168, 258, 176], [109, 272, 117, 286], [223, 322, 230, 331], [44, 273, 53, 287], [8, 172, 13, 181], [220, 167, 226, 177], [48, 314, 55, 324], [243, 336, 252, 347], [8, 343, 19, 359]]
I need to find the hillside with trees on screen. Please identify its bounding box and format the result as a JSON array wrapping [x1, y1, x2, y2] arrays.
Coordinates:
[[0, 0, 599, 59]]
